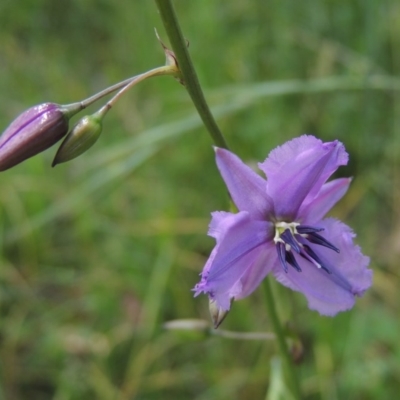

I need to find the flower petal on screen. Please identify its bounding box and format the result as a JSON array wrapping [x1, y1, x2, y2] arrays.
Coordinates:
[[194, 211, 273, 310], [299, 178, 352, 223], [259, 135, 348, 219], [233, 244, 276, 300], [272, 218, 372, 315], [215, 147, 273, 219], [212, 246, 273, 310]]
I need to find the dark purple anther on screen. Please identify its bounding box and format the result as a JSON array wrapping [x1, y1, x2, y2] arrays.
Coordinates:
[[304, 231, 340, 253], [0, 103, 72, 171], [296, 225, 324, 234], [281, 229, 301, 253], [277, 242, 288, 273], [285, 250, 302, 272], [302, 244, 331, 274]]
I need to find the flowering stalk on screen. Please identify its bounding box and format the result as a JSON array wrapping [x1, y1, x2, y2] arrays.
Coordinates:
[[154, 0, 228, 149], [154, 0, 301, 397]]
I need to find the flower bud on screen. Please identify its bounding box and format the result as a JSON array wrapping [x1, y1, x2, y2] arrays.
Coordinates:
[[209, 299, 231, 329], [0, 103, 71, 171], [52, 113, 103, 166]]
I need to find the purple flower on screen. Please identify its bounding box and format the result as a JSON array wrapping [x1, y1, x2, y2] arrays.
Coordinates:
[[194, 135, 372, 317], [0, 103, 70, 171]]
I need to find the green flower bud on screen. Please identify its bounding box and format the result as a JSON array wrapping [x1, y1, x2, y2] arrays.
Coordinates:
[[52, 113, 103, 166]]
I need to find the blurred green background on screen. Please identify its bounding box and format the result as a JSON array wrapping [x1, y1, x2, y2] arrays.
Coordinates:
[[0, 1, 399, 399]]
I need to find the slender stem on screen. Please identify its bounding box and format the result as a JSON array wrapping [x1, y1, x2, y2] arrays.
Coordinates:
[[62, 66, 175, 118], [263, 278, 301, 399], [96, 65, 176, 118], [211, 329, 275, 341], [154, 0, 228, 149], [78, 76, 138, 108], [61, 75, 138, 118]]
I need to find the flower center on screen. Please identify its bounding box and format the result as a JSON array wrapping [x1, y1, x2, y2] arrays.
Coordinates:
[[273, 222, 339, 274]]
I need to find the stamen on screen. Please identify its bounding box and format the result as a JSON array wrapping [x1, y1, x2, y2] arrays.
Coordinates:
[[274, 221, 334, 274], [276, 242, 288, 273], [305, 232, 340, 253], [281, 229, 301, 253], [302, 245, 331, 274], [296, 225, 324, 234], [286, 251, 302, 272]]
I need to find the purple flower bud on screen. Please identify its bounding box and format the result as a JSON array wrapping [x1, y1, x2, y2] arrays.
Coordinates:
[[0, 103, 71, 171]]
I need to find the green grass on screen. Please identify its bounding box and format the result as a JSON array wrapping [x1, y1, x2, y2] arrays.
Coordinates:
[[1, 1, 400, 399]]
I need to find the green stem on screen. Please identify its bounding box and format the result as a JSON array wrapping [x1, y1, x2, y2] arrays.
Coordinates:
[[155, 1, 300, 397], [62, 66, 175, 119], [78, 76, 138, 109], [263, 278, 301, 399], [97, 65, 176, 118], [154, 0, 228, 149], [61, 75, 138, 118], [211, 329, 275, 341]]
